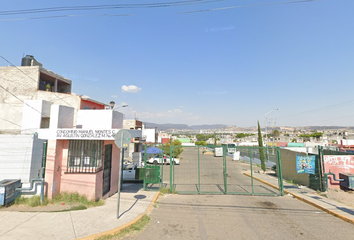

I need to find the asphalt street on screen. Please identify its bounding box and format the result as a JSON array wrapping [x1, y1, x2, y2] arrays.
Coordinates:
[[123, 194, 354, 240]]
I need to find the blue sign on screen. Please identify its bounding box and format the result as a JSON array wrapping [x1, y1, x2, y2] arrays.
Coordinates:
[[296, 155, 315, 174]]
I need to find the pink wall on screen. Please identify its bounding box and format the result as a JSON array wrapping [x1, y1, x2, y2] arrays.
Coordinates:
[[60, 173, 100, 200], [324, 155, 354, 188], [45, 140, 66, 199], [45, 139, 120, 200]]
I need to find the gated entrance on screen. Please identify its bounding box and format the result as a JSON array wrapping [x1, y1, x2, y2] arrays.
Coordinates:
[[143, 144, 284, 196]]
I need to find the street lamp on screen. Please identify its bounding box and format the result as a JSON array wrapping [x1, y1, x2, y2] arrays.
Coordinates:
[[113, 104, 128, 110], [265, 108, 279, 161], [109, 101, 115, 109]]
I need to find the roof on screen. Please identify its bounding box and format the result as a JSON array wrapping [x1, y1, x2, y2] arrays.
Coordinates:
[[40, 67, 72, 84], [80, 95, 108, 107]]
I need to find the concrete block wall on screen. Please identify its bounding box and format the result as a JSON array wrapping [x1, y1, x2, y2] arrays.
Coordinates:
[[0, 134, 45, 183], [0, 67, 40, 132]]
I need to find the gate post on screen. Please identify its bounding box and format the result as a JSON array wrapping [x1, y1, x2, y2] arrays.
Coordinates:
[[276, 147, 284, 196], [170, 145, 173, 194], [223, 145, 227, 194], [160, 144, 164, 190], [143, 144, 147, 191], [198, 145, 200, 193], [249, 147, 254, 195]]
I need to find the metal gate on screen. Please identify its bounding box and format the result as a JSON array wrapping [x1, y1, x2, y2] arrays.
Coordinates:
[[143, 144, 284, 196], [103, 144, 112, 196]]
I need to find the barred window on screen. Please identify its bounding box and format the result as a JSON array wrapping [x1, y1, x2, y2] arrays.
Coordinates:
[[67, 140, 103, 173]]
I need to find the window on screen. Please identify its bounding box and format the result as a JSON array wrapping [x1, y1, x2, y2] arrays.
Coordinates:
[[67, 140, 103, 173]]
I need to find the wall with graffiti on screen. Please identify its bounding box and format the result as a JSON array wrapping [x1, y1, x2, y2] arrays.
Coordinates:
[[324, 155, 354, 188]]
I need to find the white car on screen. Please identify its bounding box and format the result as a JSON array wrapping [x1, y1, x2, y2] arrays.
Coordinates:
[[147, 154, 180, 165], [122, 164, 137, 180]]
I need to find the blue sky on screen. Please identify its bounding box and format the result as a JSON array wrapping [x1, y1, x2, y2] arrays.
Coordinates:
[[1, 0, 353, 127]]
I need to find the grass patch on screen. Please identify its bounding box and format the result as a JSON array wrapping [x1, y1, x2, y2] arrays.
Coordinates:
[[285, 179, 295, 185], [159, 187, 177, 195], [51, 192, 104, 207], [9, 192, 104, 210], [96, 214, 151, 240], [14, 195, 49, 207]]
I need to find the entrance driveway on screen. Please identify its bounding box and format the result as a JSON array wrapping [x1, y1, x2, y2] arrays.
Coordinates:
[[124, 194, 354, 240]]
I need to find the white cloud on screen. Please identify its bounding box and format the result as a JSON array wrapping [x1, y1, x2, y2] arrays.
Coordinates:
[[111, 95, 118, 98], [122, 85, 142, 93]]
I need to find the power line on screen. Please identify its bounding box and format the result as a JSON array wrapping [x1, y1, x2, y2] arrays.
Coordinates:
[[0, 13, 133, 22], [179, 0, 323, 14], [277, 99, 354, 120], [0, 54, 77, 109], [0, 83, 50, 118], [0, 0, 227, 16], [0, 117, 21, 127], [289, 114, 354, 126]]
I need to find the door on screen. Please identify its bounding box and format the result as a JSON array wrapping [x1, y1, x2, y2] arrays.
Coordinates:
[[103, 144, 112, 196]]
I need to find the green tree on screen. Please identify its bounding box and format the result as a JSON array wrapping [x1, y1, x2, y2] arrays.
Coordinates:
[[291, 138, 297, 143], [311, 132, 323, 139], [272, 130, 280, 137], [164, 139, 184, 158], [195, 141, 207, 146], [236, 133, 251, 138], [257, 120, 266, 172], [196, 134, 208, 142]]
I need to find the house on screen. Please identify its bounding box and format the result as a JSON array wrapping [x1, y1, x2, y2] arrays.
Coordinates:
[[0, 55, 131, 200], [0, 55, 105, 134]]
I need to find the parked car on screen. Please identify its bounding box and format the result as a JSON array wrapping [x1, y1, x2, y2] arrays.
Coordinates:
[[122, 164, 137, 180], [147, 154, 180, 165]]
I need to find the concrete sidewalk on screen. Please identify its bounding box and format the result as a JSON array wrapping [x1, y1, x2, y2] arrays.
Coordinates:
[[0, 183, 159, 240], [245, 171, 354, 224]]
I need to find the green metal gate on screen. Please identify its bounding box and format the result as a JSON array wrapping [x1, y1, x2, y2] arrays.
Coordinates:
[[143, 144, 284, 196]]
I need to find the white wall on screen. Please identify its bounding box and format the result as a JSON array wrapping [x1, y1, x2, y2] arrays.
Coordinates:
[[143, 129, 156, 143], [0, 134, 45, 183], [50, 105, 75, 128], [21, 100, 52, 134], [283, 147, 318, 154], [77, 110, 123, 129]]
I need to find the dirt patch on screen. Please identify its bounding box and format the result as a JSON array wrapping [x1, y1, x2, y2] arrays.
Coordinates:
[[325, 188, 354, 208]]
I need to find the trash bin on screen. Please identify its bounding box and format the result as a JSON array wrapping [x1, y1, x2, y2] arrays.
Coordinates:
[[0, 179, 21, 205], [233, 151, 240, 161]]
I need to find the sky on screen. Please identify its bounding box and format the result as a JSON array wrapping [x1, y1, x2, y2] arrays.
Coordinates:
[[1, 0, 353, 128]]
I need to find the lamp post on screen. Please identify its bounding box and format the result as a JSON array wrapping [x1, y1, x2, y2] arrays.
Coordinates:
[[265, 108, 279, 161], [113, 104, 128, 110], [109, 101, 115, 109]]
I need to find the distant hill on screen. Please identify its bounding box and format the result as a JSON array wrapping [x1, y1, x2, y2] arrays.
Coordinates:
[[144, 122, 227, 131], [143, 123, 354, 132]]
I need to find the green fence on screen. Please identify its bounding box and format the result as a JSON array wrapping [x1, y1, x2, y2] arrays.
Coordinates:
[[143, 144, 284, 196]]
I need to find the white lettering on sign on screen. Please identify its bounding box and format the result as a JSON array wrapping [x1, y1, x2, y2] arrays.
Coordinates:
[[56, 129, 118, 139], [324, 155, 354, 170]]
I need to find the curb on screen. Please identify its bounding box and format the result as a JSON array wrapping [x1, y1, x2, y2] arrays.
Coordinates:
[[243, 172, 354, 225], [78, 191, 160, 240]]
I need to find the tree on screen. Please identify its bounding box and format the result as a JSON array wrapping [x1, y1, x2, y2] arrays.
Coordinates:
[[312, 132, 323, 139], [291, 138, 297, 143], [164, 139, 184, 158], [272, 130, 280, 137], [196, 134, 208, 142], [195, 141, 207, 146], [257, 120, 266, 172]]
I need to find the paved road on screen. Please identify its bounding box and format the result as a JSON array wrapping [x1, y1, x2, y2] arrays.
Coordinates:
[[124, 194, 354, 240]]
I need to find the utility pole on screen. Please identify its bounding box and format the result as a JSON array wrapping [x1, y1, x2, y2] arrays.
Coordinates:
[[265, 108, 279, 161]]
